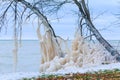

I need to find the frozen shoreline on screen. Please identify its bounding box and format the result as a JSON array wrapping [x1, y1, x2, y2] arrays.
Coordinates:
[[0, 63, 120, 80], [0, 72, 41, 80]]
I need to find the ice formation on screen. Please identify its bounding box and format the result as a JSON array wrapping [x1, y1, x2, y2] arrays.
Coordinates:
[[37, 26, 114, 72], [37, 26, 61, 63], [13, 26, 18, 72]]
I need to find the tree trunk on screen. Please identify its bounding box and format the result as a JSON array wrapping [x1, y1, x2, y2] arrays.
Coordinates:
[[73, 0, 120, 61]]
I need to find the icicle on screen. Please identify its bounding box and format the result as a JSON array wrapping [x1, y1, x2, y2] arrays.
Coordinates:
[[13, 26, 18, 72], [19, 26, 22, 48], [37, 19, 64, 64]]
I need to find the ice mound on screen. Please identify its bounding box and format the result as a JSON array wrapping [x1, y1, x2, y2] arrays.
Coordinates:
[[37, 28, 116, 72]]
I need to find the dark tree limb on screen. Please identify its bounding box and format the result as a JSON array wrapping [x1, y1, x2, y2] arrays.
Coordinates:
[[73, 0, 120, 62], [0, 1, 13, 31], [14, 0, 56, 37]]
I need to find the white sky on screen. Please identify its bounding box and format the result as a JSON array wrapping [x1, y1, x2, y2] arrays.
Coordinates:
[[0, 0, 120, 40]]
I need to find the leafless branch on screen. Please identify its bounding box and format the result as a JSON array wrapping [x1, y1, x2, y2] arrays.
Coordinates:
[[0, 1, 13, 31]]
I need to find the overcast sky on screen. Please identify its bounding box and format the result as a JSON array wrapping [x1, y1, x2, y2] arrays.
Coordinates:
[[0, 0, 120, 40]]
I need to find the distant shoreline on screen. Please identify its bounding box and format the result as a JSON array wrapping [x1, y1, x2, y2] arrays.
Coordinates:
[[0, 39, 39, 41], [0, 39, 120, 41]]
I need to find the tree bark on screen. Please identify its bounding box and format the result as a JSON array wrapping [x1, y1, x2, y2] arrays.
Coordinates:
[[73, 0, 120, 61]]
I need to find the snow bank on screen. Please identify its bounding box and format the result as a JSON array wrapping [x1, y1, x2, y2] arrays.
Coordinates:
[[55, 63, 120, 74], [0, 63, 120, 80], [0, 72, 40, 80]]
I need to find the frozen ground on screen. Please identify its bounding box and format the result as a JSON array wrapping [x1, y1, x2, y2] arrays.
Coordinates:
[[0, 72, 40, 80], [0, 63, 120, 80]]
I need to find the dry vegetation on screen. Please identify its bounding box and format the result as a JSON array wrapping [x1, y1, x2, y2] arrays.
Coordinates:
[[22, 69, 120, 80]]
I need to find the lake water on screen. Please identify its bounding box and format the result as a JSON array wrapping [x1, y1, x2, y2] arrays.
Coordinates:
[[0, 40, 41, 73], [0, 40, 120, 73]]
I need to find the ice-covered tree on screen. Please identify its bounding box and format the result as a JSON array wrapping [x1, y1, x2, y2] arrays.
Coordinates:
[[0, 0, 119, 72]]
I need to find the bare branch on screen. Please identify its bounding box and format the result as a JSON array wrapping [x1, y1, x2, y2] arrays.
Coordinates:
[[0, 1, 13, 31], [73, 0, 120, 61]]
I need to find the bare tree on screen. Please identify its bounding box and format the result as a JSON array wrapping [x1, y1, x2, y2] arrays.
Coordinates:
[[73, 0, 120, 61]]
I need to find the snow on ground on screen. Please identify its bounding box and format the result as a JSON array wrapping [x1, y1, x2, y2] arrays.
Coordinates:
[[0, 72, 41, 80], [0, 63, 120, 80]]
